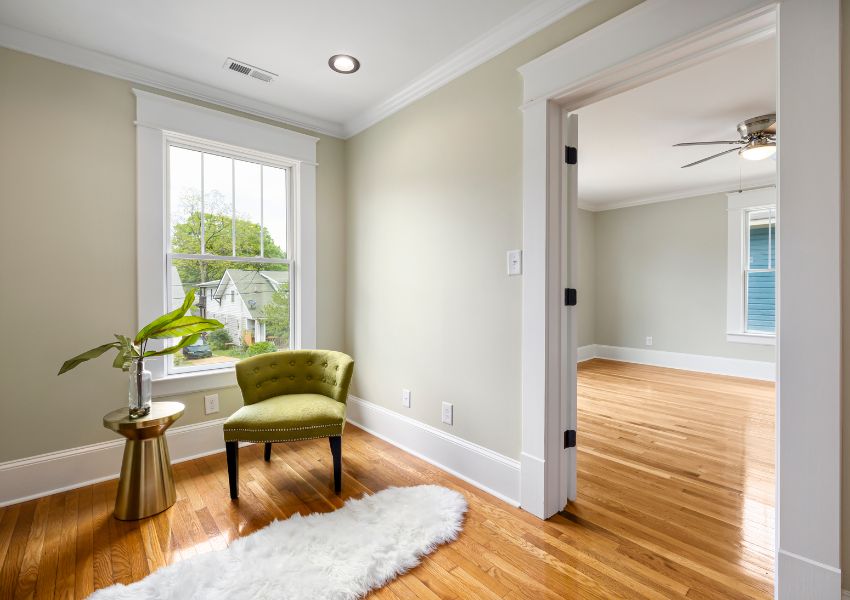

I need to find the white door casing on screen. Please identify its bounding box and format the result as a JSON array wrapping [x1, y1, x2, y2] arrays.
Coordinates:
[[560, 112, 578, 508], [517, 0, 840, 597]]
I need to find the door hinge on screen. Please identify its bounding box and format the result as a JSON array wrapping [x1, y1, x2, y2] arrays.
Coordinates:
[[564, 429, 576, 449], [564, 288, 577, 306], [565, 146, 577, 165]]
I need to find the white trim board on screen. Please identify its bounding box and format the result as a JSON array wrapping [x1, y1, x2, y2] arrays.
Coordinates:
[[0, 23, 344, 139], [580, 177, 776, 213], [576, 344, 597, 362], [0, 0, 592, 141], [345, 395, 521, 507], [518, 4, 842, 594], [135, 90, 318, 397], [1, 397, 523, 511], [342, 0, 592, 137], [777, 550, 842, 600], [0, 417, 235, 507], [579, 344, 775, 381]]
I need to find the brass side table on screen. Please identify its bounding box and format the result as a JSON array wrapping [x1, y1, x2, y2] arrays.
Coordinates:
[[103, 401, 185, 520]]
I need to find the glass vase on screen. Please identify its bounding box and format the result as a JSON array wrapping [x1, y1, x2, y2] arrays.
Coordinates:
[[128, 359, 152, 419]]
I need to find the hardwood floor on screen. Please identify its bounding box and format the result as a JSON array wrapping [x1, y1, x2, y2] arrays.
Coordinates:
[[0, 359, 774, 599]]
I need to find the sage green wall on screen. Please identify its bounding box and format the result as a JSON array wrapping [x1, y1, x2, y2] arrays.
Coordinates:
[[577, 209, 597, 348], [0, 48, 347, 462], [592, 194, 775, 362], [344, 0, 642, 459]]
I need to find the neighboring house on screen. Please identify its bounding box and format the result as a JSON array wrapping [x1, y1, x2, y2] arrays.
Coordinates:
[[746, 220, 776, 333], [169, 265, 186, 310], [205, 269, 288, 346]]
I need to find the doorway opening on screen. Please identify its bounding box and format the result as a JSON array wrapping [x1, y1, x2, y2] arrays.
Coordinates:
[[561, 34, 777, 597], [519, 0, 841, 596]]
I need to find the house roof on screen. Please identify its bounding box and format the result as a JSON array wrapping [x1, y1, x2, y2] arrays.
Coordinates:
[[213, 269, 288, 319]]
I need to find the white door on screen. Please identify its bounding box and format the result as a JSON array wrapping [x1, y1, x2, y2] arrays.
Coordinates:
[[559, 111, 579, 508]]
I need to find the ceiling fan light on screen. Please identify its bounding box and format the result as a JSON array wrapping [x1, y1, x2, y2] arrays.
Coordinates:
[[739, 139, 776, 161]]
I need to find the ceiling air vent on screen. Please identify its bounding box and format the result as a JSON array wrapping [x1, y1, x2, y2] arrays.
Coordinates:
[[223, 58, 277, 83]]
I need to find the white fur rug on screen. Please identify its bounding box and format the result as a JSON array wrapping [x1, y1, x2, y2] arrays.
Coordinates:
[[89, 485, 467, 600]]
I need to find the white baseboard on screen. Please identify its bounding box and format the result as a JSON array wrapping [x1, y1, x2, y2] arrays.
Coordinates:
[[0, 417, 231, 507], [577, 344, 597, 362], [578, 344, 775, 381], [346, 395, 521, 507], [1, 398, 524, 510], [777, 549, 842, 599]]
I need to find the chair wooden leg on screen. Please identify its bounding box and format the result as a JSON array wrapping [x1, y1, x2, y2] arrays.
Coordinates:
[[329, 436, 342, 494], [264, 442, 272, 462], [226, 441, 239, 500]]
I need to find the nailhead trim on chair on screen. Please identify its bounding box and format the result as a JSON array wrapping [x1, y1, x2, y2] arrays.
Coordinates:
[[225, 423, 342, 433], [230, 433, 342, 444]]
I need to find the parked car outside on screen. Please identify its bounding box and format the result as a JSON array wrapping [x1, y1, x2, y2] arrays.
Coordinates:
[[182, 341, 213, 359]]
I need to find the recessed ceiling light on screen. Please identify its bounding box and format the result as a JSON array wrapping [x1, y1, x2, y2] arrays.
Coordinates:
[[328, 54, 360, 74]]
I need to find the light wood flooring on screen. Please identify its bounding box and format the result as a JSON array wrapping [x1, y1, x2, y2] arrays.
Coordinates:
[[0, 359, 775, 599]]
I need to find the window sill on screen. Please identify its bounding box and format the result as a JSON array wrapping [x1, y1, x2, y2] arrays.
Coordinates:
[[152, 368, 238, 398], [727, 332, 776, 346]]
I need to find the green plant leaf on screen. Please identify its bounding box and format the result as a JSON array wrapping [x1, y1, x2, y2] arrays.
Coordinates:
[[145, 316, 224, 340], [111, 335, 137, 369], [112, 348, 128, 369], [58, 342, 120, 375], [143, 334, 201, 357], [134, 288, 196, 344]]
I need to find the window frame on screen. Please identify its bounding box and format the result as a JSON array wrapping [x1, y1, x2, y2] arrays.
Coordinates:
[[726, 187, 776, 345], [135, 90, 318, 397], [163, 133, 295, 376]]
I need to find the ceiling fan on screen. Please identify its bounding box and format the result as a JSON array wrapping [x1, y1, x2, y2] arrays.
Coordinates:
[[673, 113, 776, 168]]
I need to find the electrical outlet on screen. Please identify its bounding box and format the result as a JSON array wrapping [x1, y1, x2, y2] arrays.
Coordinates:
[[441, 402, 453, 425], [402, 389, 411, 408], [506, 249, 522, 276], [204, 393, 220, 415], [645, 336, 653, 346]]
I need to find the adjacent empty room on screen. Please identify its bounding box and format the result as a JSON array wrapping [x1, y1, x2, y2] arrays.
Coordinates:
[[565, 33, 777, 598]]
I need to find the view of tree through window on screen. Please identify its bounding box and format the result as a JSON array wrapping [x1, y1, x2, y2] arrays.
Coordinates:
[[167, 143, 291, 371]]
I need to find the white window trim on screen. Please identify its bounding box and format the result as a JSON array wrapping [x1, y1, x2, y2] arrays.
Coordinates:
[[134, 90, 318, 397], [726, 187, 776, 345]]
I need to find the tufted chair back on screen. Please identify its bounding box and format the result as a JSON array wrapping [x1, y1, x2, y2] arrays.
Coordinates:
[[234, 350, 354, 406]]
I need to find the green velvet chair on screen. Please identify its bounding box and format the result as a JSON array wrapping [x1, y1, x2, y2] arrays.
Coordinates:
[[224, 350, 354, 499]]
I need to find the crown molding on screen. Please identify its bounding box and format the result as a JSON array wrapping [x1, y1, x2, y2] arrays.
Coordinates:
[[581, 175, 776, 212], [2, 0, 592, 141], [342, 0, 594, 138], [0, 23, 346, 139]]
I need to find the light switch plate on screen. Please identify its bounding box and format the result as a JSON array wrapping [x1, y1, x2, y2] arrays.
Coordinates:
[[507, 249, 522, 276], [204, 393, 220, 415], [402, 389, 411, 408], [645, 336, 653, 346], [441, 402, 453, 425]]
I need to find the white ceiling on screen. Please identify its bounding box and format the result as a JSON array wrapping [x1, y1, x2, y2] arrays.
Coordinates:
[[0, 0, 580, 137], [575, 37, 776, 211]]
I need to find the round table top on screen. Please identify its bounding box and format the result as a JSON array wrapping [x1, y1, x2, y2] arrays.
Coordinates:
[[103, 401, 185, 433]]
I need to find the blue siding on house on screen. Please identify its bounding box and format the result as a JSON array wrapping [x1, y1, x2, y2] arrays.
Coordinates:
[[746, 224, 775, 332]]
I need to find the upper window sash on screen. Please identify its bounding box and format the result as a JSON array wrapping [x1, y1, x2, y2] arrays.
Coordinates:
[[164, 134, 295, 262]]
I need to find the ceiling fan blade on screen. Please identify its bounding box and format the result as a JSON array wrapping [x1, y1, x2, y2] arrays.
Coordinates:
[[673, 141, 743, 146], [680, 146, 741, 168]]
